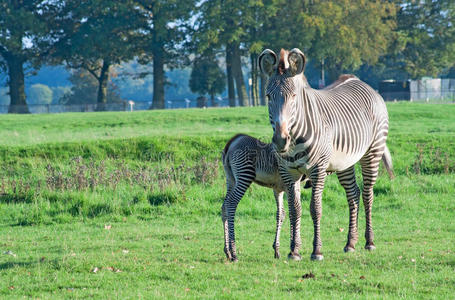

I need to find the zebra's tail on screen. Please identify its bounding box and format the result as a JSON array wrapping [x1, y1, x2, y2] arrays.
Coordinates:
[[382, 145, 394, 179]]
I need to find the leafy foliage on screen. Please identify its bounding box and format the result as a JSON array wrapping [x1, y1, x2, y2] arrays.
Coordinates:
[[0, 0, 52, 112], [0, 1, 48, 69], [134, 0, 196, 109], [1, 0, 455, 111], [26, 84, 53, 105], [0, 87, 9, 105], [60, 70, 122, 105], [395, 0, 455, 78], [301, 0, 397, 79], [50, 0, 147, 108], [189, 54, 226, 102]]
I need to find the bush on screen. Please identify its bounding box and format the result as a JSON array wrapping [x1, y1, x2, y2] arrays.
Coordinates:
[[26, 83, 53, 105]]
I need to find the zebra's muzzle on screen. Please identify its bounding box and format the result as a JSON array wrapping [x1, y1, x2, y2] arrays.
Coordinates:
[[272, 133, 291, 153]]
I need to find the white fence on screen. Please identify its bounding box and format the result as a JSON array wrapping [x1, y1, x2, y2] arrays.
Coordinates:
[[410, 78, 455, 101], [0, 98, 236, 114], [379, 78, 455, 102]]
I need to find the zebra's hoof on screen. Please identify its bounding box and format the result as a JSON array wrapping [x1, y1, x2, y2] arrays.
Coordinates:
[[365, 244, 376, 251], [287, 253, 301, 261], [274, 252, 280, 259], [344, 246, 355, 253], [230, 257, 239, 263], [310, 254, 324, 261]]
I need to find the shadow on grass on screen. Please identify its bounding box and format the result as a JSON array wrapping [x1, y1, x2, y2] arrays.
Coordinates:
[[374, 185, 392, 196], [148, 192, 179, 206], [0, 193, 33, 204], [0, 261, 34, 270]]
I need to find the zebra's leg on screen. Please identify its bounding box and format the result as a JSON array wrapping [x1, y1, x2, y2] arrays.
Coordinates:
[[222, 166, 235, 260], [336, 166, 361, 252], [224, 179, 252, 262], [360, 147, 384, 251], [285, 178, 302, 261], [221, 199, 231, 260], [309, 169, 327, 261], [272, 189, 285, 259]]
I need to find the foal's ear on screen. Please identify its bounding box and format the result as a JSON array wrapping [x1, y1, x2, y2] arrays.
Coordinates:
[[259, 49, 277, 77], [288, 48, 306, 77]]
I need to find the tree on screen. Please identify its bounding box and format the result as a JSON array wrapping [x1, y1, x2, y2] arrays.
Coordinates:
[[196, 0, 252, 107], [60, 69, 122, 105], [27, 84, 53, 105], [189, 54, 226, 106], [394, 0, 455, 79], [300, 0, 397, 81], [51, 86, 71, 104], [51, 0, 147, 110], [0, 0, 50, 113], [135, 0, 195, 109], [245, 0, 286, 106], [0, 87, 9, 105]]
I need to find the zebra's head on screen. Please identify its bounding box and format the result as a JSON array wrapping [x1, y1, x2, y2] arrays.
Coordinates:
[[259, 48, 306, 154]]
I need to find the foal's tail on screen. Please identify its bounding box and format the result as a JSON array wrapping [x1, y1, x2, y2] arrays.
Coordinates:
[[382, 145, 394, 179]]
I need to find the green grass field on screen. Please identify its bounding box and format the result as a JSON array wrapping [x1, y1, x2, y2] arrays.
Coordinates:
[[1, 103, 454, 298]]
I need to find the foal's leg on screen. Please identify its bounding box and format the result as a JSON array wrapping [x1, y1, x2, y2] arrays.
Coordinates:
[[272, 189, 285, 259], [224, 179, 252, 261], [222, 174, 235, 260]]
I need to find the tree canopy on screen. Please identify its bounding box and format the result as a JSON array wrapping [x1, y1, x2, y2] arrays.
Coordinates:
[[1, 0, 455, 113], [26, 84, 53, 105], [0, 0, 51, 113], [395, 0, 455, 79], [60, 70, 123, 105], [50, 0, 147, 110], [189, 53, 226, 106]]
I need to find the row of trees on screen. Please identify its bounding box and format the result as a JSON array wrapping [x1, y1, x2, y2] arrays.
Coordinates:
[[1, 0, 455, 113]]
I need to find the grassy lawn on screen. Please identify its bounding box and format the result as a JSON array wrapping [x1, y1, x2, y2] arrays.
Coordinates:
[[1, 103, 454, 298]]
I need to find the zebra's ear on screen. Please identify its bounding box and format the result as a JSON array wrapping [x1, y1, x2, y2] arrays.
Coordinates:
[[288, 48, 306, 76], [259, 49, 277, 77]]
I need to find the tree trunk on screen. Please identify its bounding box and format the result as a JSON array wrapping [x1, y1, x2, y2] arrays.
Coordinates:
[[95, 60, 110, 111], [231, 43, 248, 106], [250, 53, 259, 106], [210, 94, 218, 107], [6, 53, 29, 114], [326, 60, 342, 84], [151, 45, 165, 109], [226, 43, 236, 107], [260, 73, 267, 106]]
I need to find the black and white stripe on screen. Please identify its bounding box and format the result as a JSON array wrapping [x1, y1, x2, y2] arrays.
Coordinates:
[[259, 48, 393, 261], [221, 134, 310, 261]]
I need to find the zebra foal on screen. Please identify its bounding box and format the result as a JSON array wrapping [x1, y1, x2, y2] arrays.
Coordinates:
[[221, 133, 310, 262]]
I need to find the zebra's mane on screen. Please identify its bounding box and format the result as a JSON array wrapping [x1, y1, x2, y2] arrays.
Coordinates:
[[223, 134, 248, 154], [322, 74, 358, 91]]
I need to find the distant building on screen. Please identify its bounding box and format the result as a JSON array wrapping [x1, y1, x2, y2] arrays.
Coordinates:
[[379, 80, 410, 101], [379, 78, 455, 101]]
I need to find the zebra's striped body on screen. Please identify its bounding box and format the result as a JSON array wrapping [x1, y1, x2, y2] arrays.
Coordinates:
[[221, 134, 309, 261], [259, 48, 393, 261]]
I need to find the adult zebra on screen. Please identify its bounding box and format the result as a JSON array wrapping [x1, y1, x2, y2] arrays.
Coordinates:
[[259, 48, 393, 261]]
